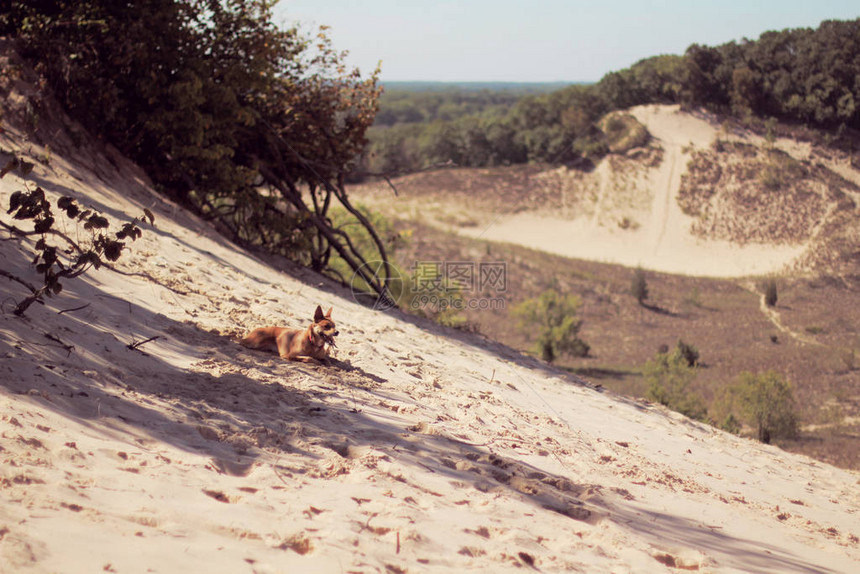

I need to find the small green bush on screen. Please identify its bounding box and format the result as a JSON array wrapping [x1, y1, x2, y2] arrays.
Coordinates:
[[513, 289, 589, 363], [720, 413, 741, 434], [676, 339, 700, 367], [598, 112, 650, 153], [644, 348, 706, 420], [732, 371, 799, 444]]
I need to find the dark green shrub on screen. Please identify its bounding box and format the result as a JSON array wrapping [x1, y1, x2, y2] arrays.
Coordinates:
[[631, 268, 649, 306], [2, 1, 393, 300], [676, 339, 700, 367], [720, 413, 741, 434], [764, 279, 778, 307]]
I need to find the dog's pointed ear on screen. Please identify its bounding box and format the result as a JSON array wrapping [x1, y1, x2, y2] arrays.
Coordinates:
[[313, 305, 324, 322], [325, 307, 333, 319]]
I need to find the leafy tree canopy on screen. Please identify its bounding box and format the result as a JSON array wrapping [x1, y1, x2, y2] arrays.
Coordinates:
[[2, 0, 393, 297]]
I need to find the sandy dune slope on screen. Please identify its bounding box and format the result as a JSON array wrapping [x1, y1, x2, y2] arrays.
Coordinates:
[[458, 105, 809, 277], [2, 111, 860, 572]]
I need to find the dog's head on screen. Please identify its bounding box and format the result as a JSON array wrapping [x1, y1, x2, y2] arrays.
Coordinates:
[[312, 305, 339, 347]]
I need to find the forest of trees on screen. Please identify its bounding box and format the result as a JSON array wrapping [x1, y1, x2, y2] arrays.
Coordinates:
[[361, 18, 860, 177]]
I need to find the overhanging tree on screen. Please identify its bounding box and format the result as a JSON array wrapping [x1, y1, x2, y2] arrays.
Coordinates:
[[2, 0, 393, 299]]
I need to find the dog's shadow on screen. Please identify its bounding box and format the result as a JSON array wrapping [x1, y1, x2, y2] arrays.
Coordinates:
[[325, 357, 387, 384]]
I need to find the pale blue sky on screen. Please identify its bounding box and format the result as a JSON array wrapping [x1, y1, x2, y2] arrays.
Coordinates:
[[273, 1, 859, 82]]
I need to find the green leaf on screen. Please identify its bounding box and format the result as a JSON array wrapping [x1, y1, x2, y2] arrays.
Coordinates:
[[75, 251, 101, 269], [7, 190, 23, 213], [116, 222, 142, 241], [84, 214, 110, 230], [33, 216, 55, 234], [57, 196, 80, 218], [42, 246, 57, 267], [18, 160, 35, 177], [0, 156, 19, 178], [103, 241, 124, 261]]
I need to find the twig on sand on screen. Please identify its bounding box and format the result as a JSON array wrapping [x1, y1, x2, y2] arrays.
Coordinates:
[[42, 332, 75, 356], [58, 302, 91, 315], [272, 464, 292, 486], [348, 384, 361, 413], [127, 335, 159, 353]]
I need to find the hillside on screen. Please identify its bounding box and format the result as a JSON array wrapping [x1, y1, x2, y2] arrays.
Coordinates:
[[348, 105, 860, 470], [2, 55, 860, 574]]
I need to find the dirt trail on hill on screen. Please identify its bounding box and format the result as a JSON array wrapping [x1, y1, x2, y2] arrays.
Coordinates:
[[739, 280, 824, 347], [648, 139, 677, 254], [589, 161, 608, 228]]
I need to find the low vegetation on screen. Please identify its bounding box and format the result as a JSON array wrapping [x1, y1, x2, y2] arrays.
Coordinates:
[[1, 153, 152, 316], [644, 345, 707, 421], [678, 141, 841, 246], [375, 215, 860, 469], [631, 268, 649, 306], [723, 371, 800, 444], [764, 279, 779, 307], [598, 112, 650, 153], [512, 289, 590, 363]]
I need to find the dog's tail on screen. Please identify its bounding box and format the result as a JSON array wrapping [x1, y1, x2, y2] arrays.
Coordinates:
[[239, 327, 274, 349]]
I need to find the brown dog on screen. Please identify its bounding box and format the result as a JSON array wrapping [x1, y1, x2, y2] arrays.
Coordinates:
[[240, 305, 338, 363]]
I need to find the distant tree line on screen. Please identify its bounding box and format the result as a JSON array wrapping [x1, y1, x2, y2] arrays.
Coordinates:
[[360, 18, 860, 177], [374, 88, 529, 126], [361, 83, 612, 175]]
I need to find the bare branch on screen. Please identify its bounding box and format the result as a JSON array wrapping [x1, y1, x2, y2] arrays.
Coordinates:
[[0, 268, 37, 293], [127, 335, 159, 353]]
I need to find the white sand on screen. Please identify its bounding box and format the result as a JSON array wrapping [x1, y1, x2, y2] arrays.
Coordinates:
[[461, 211, 805, 277], [1, 111, 859, 573], [461, 105, 807, 277]]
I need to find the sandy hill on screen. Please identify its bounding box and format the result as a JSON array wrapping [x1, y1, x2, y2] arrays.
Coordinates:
[[2, 69, 860, 572], [351, 105, 860, 279]]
